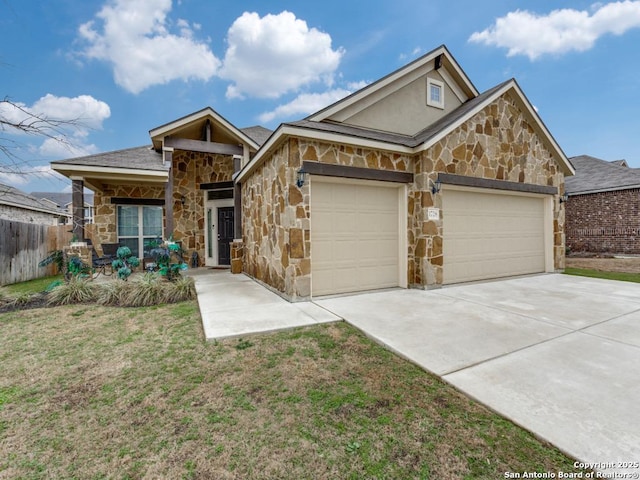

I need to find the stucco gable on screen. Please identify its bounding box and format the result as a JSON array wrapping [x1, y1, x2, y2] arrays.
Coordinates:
[[308, 45, 478, 136]]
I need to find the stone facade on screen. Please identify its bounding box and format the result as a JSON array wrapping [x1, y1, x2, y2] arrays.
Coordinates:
[[566, 189, 640, 254], [92, 150, 234, 262], [93, 185, 165, 246], [241, 91, 566, 299], [242, 140, 309, 299], [171, 150, 234, 256], [411, 91, 566, 287]]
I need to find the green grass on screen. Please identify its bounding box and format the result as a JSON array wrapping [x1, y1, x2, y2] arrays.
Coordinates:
[[0, 300, 590, 479], [2, 275, 62, 295], [564, 267, 640, 283]]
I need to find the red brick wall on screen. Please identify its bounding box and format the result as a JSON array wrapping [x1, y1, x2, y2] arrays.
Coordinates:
[[566, 189, 640, 254]]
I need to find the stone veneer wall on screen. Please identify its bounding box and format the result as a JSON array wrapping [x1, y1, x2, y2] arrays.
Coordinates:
[[171, 150, 234, 261], [93, 185, 165, 246], [93, 150, 234, 262], [566, 189, 640, 254], [242, 90, 566, 298], [242, 138, 412, 301], [411, 91, 565, 287]]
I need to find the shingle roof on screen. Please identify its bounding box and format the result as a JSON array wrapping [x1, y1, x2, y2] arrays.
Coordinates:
[[285, 80, 512, 149], [0, 183, 68, 215], [30, 192, 94, 207], [285, 119, 416, 147], [240, 126, 273, 147], [51, 145, 165, 171], [566, 155, 640, 195]]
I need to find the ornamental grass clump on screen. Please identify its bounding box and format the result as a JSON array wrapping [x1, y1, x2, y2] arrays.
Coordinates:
[[162, 275, 196, 303], [124, 273, 166, 307], [47, 277, 96, 306], [95, 280, 130, 306]]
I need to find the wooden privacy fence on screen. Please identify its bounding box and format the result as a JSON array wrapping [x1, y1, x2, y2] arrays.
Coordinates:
[[0, 221, 86, 286]]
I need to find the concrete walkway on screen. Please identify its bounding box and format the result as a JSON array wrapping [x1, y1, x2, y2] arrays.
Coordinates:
[[315, 274, 640, 475], [190, 268, 340, 340], [191, 269, 640, 474]]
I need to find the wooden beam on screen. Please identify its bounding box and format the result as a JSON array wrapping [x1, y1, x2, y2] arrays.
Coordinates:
[[164, 137, 242, 156], [164, 150, 174, 236], [437, 173, 558, 195], [302, 161, 414, 183], [71, 179, 85, 240]]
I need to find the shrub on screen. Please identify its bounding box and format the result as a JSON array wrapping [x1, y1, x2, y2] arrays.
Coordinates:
[[163, 276, 196, 303], [95, 280, 129, 306], [112, 246, 140, 280], [124, 273, 166, 307], [38, 250, 64, 272], [47, 277, 96, 306], [147, 239, 188, 281]]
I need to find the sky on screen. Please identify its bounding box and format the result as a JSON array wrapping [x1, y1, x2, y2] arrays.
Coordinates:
[[1, 0, 640, 194]]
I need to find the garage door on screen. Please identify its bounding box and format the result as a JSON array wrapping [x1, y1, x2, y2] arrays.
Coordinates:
[[443, 189, 547, 284], [311, 180, 400, 296]]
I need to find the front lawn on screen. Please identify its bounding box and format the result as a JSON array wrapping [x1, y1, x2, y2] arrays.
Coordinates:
[[0, 301, 587, 479], [564, 267, 640, 283], [2, 275, 62, 295]]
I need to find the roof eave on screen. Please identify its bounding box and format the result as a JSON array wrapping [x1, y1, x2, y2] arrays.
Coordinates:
[[568, 184, 640, 196], [308, 45, 479, 123], [417, 80, 574, 176], [149, 107, 260, 151], [234, 125, 415, 184], [51, 163, 169, 182]]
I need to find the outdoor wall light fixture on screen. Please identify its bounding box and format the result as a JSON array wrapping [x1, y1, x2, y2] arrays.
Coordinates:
[[181, 195, 186, 206], [296, 168, 307, 188], [559, 194, 568, 204], [431, 178, 442, 195]]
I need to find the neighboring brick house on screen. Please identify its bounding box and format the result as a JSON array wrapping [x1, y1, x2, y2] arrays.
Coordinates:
[[0, 183, 69, 225], [565, 155, 640, 254], [52, 45, 574, 301]]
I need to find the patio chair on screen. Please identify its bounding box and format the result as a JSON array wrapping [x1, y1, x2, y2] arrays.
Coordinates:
[[85, 239, 119, 277]]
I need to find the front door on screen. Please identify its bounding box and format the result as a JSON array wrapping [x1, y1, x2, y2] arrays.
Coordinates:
[[204, 198, 234, 267], [217, 206, 234, 265]]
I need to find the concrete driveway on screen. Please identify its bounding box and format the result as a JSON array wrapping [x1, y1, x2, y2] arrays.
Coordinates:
[[315, 274, 640, 474]]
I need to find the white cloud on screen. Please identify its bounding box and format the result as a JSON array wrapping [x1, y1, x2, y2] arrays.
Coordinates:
[[77, 0, 220, 94], [219, 11, 344, 99], [0, 94, 110, 158], [259, 89, 351, 123], [469, 1, 640, 60], [259, 82, 368, 123], [0, 165, 63, 187]]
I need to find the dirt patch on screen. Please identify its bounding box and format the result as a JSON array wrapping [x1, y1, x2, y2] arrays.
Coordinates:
[[566, 256, 640, 273]]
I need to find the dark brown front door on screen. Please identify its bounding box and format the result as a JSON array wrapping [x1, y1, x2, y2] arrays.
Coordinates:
[[217, 206, 234, 265]]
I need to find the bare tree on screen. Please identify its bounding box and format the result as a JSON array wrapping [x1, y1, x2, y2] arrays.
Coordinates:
[[0, 97, 83, 178]]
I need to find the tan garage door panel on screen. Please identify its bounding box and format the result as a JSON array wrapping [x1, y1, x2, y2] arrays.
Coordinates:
[[311, 181, 399, 296], [443, 189, 546, 284]]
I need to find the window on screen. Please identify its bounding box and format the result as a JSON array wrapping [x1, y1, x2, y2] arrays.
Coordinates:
[[117, 205, 163, 258], [427, 77, 444, 109]]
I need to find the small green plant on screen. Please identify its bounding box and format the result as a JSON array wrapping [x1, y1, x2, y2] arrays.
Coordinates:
[[38, 250, 64, 272], [147, 238, 188, 281], [235, 338, 254, 350], [111, 246, 140, 280], [66, 256, 91, 279]]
